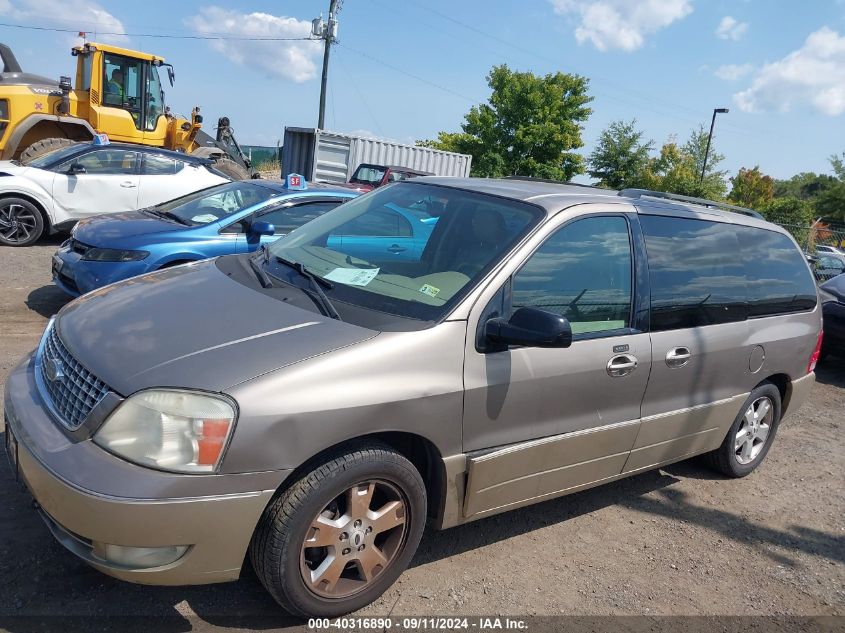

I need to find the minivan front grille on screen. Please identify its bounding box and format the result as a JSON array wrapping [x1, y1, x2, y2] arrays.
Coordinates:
[[37, 322, 110, 430]]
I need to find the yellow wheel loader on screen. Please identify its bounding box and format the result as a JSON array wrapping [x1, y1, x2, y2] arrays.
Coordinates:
[[0, 41, 255, 180]]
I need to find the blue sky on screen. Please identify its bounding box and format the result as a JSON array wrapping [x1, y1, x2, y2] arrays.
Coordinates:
[[2, 0, 844, 182]]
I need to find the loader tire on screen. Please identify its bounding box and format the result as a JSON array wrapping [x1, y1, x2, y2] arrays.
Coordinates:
[[19, 138, 80, 165], [213, 157, 251, 181]]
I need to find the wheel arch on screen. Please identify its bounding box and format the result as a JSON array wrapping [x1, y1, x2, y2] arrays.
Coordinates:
[[4, 115, 95, 160], [271, 431, 447, 524], [760, 372, 792, 415], [0, 191, 51, 231]]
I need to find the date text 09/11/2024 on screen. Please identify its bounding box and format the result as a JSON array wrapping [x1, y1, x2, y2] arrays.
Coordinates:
[[307, 617, 529, 631]]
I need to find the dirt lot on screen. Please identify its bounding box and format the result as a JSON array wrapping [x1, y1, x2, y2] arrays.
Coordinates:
[[0, 240, 843, 630]]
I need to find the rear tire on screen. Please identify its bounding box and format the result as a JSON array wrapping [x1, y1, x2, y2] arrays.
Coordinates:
[[213, 157, 251, 181], [0, 197, 45, 246], [703, 383, 782, 478], [19, 138, 79, 165], [250, 442, 426, 618]]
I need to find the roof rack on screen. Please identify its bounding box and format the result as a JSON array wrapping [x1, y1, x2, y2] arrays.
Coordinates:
[[618, 188, 764, 219], [503, 176, 612, 190]]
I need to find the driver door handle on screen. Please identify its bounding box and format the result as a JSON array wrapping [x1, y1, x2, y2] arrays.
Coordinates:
[[666, 347, 692, 368], [120, 181, 137, 188], [387, 244, 407, 253], [607, 354, 638, 377]]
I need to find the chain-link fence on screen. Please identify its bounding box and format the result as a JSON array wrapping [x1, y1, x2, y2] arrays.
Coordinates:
[[775, 222, 845, 282]]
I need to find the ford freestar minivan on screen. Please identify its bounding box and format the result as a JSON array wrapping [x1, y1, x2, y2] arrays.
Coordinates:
[[4, 178, 821, 617]]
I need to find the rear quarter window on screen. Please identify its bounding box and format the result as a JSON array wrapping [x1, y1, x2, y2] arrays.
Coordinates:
[[735, 226, 818, 317]]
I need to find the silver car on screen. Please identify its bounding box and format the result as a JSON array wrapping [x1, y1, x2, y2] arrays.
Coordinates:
[[4, 178, 822, 617]]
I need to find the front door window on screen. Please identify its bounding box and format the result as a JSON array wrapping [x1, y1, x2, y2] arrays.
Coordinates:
[[102, 53, 144, 130]]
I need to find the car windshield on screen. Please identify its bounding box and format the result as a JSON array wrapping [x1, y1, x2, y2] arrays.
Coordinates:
[[267, 182, 543, 321], [28, 144, 87, 169], [152, 181, 278, 225], [350, 165, 386, 186]]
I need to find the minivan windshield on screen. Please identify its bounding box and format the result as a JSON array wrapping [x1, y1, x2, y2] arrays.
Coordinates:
[[150, 181, 278, 225], [267, 182, 543, 321]]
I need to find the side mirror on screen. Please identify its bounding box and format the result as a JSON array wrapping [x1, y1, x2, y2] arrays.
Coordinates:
[[485, 306, 572, 349], [249, 220, 275, 236], [67, 162, 86, 175]]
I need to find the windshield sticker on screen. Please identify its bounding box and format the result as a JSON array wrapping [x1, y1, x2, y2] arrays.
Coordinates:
[[190, 213, 219, 224], [419, 284, 441, 298], [324, 267, 380, 286]]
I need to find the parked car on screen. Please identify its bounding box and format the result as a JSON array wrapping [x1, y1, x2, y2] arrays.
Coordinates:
[[814, 253, 845, 282], [346, 163, 433, 192], [815, 244, 845, 256], [4, 179, 821, 618], [820, 274, 845, 358], [0, 139, 228, 246], [52, 179, 358, 296]]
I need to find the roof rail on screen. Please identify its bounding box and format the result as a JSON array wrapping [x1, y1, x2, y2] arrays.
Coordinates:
[[503, 175, 612, 190], [618, 188, 764, 219]]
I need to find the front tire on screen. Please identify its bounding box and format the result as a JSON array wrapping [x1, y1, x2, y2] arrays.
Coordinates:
[[703, 383, 782, 477], [250, 443, 426, 618], [0, 197, 45, 246]]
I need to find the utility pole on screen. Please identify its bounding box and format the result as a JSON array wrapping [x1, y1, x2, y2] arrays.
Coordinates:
[[700, 107, 729, 185], [313, 0, 339, 130]]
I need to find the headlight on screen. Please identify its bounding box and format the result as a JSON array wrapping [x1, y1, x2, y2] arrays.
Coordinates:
[[94, 389, 236, 473], [81, 247, 149, 262]]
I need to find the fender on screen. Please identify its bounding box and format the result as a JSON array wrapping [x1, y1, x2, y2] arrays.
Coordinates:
[[0, 175, 55, 220], [2, 115, 95, 160]]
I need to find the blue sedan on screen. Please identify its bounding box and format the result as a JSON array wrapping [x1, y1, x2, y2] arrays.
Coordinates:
[[52, 180, 359, 296]]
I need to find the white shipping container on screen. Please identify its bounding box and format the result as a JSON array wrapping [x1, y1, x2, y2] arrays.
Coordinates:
[[281, 127, 472, 183]]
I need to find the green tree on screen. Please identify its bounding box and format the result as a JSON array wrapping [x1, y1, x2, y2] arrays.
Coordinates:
[[587, 119, 653, 189], [816, 152, 845, 221], [773, 172, 837, 201], [728, 166, 774, 210], [419, 65, 593, 180], [760, 196, 814, 226]]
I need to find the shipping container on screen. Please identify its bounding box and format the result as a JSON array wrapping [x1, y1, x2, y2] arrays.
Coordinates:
[[281, 127, 472, 183]]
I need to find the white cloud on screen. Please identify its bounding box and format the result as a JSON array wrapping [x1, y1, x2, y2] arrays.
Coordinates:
[[715, 16, 748, 41], [713, 63, 754, 80], [735, 27, 845, 116], [550, 0, 693, 52], [0, 0, 126, 43], [185, 7, 322, 83]]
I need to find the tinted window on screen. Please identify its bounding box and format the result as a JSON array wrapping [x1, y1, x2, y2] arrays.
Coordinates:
[[142, 154, 184, 175], [736, 226, 817, 316], [334, 208, 412, 237], [30, 144, 87, 169], [58, 149, 138, 175], [641, 215, 748, 331], [512, 216, 632, 335], [258, 201, 342, 234]]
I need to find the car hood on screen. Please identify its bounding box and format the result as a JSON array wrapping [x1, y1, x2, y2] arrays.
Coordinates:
[[0, 161, 34, 177], [54, 259, 377, 395], [74, 209, 188, 243], [821, 275, 845, 303]]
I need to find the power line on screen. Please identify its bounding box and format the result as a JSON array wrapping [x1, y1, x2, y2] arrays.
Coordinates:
[[0, 22, 313, 41], [335, 42, 478, 103]]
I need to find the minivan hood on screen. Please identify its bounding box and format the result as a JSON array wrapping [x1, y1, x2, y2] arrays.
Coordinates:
[[54, 259, 376, 395], [74, 209, 185, 243]]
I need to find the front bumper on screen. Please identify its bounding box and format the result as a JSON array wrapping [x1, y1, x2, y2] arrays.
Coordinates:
[[51, 243, 152, 297], [3, 354, 289, 585]]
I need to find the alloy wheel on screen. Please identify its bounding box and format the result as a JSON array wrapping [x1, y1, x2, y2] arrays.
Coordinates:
[[734, 396, 774, 465], [0, 203, 38, 244], [300, 479, 408, 599]]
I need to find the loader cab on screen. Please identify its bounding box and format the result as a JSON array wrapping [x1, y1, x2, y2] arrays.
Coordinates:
[[74, 43, 170, 145]]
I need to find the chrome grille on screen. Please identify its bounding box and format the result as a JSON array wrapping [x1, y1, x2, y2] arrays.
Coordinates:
[[38, 324, 110, 429]]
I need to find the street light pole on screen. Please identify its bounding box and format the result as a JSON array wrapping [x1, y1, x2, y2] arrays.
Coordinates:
[[315, 0, 339, 130], [700, 107, 729, 185]]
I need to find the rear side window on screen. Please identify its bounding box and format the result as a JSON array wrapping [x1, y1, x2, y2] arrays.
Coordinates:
[[735, 226, 817, 316], [641, 215, 748, 331]]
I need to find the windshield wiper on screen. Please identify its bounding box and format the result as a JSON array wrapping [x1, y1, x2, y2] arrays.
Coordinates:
[[274, 255, 341, 320], [249, 255, 273, 288]]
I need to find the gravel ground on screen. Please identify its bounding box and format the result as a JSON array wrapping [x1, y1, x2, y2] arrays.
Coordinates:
[[0, 240, 843, 631]]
